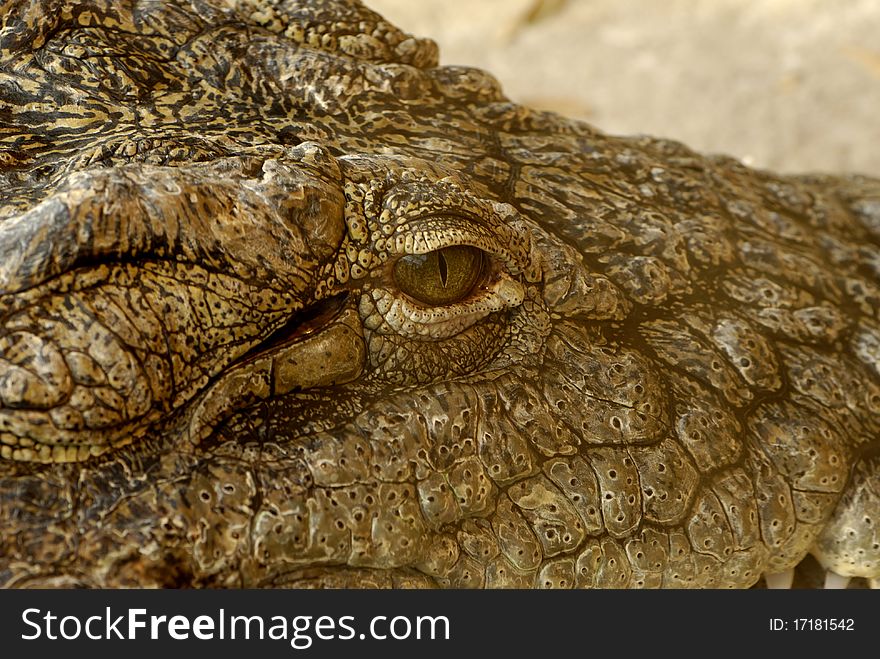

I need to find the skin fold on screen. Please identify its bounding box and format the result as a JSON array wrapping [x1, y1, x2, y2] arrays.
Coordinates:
[[0, 0, 878, 588]]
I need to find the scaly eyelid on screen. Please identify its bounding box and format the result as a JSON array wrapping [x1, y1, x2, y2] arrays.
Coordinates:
[[379, 212, 533, 279], [359, 272, 525, 341]]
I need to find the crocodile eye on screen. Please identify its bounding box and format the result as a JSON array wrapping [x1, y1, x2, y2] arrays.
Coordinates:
[[393, 245, 485, 306]]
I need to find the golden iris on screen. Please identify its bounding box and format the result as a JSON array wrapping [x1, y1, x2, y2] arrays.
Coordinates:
[[393, 245, 485, 306]]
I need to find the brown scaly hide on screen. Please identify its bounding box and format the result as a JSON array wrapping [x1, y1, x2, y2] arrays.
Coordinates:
[[0, 0, 878, 588]]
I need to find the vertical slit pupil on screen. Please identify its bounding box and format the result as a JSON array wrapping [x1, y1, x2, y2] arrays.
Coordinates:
[[392, 245, 485, 306]]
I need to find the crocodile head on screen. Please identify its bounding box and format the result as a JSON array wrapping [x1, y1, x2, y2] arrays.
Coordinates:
[[1, 0, 879, 588]]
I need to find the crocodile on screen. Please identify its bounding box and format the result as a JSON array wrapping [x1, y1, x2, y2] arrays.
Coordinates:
[[1, 0, 879, 589]]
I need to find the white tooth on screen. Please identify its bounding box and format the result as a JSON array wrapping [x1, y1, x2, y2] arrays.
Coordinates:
[[764, 569, 794, 589], [869, 578, 878, 590], [823, 571, 851, 589]]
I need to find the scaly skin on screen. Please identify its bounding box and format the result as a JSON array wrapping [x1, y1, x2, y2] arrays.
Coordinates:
[[0, 0, 878, 588]]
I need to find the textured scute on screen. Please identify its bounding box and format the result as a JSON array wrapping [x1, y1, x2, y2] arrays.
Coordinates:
[[812, 455, 880, 578], [0, 0, 879, 588]]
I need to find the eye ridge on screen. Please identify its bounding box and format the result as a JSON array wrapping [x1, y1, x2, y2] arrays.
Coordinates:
[[393, 245, 485, 306]]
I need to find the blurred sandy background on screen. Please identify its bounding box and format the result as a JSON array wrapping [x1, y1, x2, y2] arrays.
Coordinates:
[[368, 0, 880, 176]]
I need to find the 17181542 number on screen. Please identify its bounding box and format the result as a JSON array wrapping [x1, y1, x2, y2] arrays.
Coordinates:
[[769, 618, 855, 631]]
